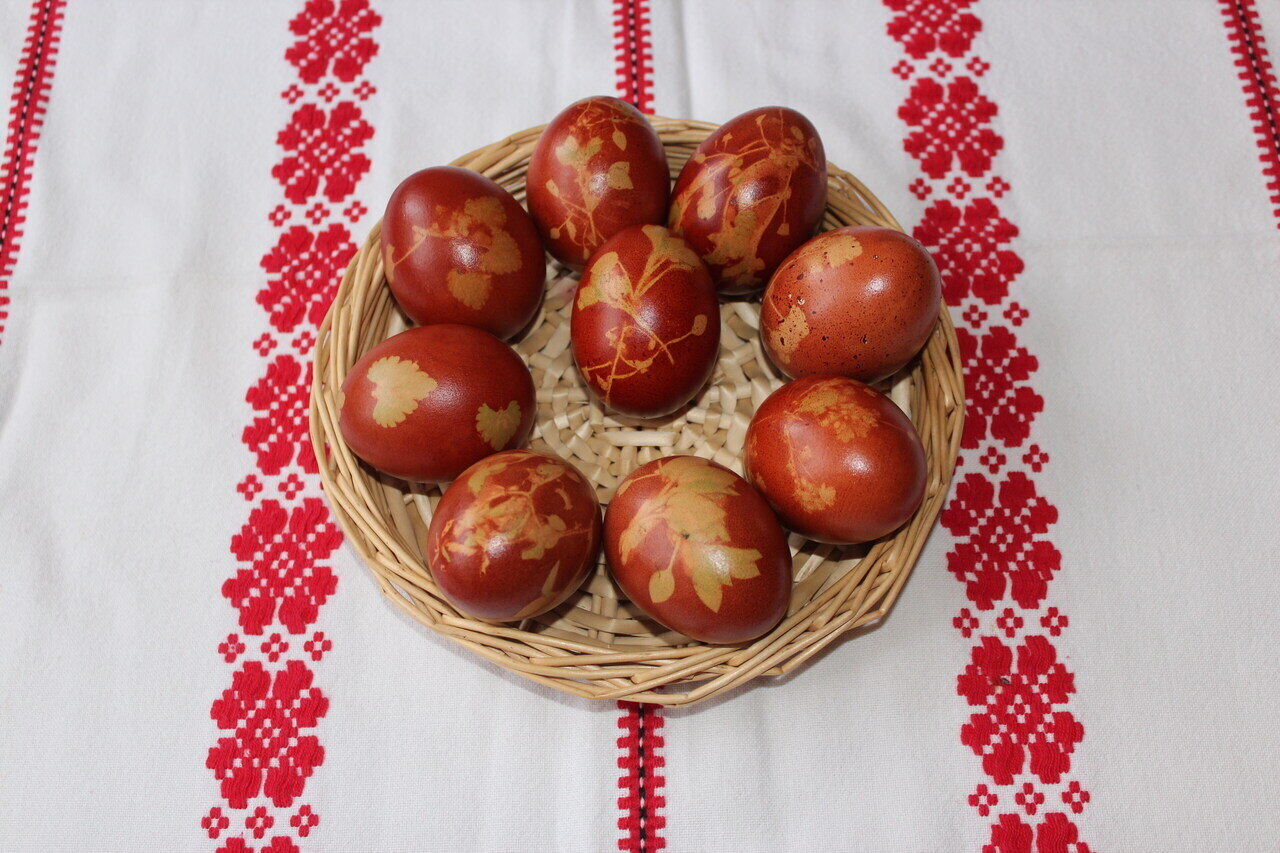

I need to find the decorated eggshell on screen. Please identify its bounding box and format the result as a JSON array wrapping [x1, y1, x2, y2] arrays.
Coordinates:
[[761, 226, 941, 383], [743, 375, 926, 545], [668, 106, 827, 295], [526, 96, 670, 270], [604, 456, 792, 644], [380, 166, 545, 340], [338, 324, 535, 483], [570, 225, 720, 418], [424, 449, 602, 622]]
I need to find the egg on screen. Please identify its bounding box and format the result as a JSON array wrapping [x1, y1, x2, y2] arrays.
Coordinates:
[[338, 324, 535, 483], [424, 449, 602, 622], [526, 96, 670, 270], [604, 456, 792, 644], [743, 375, 926, 545], [570, 225, 720, 417], [380, 166, 545, 340], [761, 226, 941, 382], [668, 106, 827, 295]]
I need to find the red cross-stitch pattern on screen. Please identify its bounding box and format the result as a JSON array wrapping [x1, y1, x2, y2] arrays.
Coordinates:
[[886, 0, 981, 60], [913, 198, 1024, 305], [242, 355, 315, 476], [208, 661, 329, 808], [207, 1, 380, 848], [272, 102, 373, 205], [883, 0, 1090, 847], [286, 0, 381, 84], [258, 223, 356, 334], [955, 326, 1043, 449]]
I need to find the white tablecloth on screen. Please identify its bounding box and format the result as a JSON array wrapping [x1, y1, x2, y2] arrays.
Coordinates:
[[2, 1, 1279, 850]]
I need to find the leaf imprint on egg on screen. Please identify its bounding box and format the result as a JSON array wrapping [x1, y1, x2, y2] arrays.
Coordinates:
[[476, 401, 522, 449], [619, 457, 763, 613], [368, 356, 437, 428]]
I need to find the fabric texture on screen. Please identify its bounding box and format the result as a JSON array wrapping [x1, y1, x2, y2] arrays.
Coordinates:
[[1, 1, 1278, 851]]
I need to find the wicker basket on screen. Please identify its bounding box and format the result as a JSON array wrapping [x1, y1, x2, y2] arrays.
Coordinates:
[[309, 116, 964, 707]]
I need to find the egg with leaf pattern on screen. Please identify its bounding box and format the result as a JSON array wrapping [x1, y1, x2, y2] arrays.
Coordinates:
[[604, 456, 792, 644], [380, 166, 545, 340], [338, 324, 535, 483], [761, 226, 941, 382], [668, 106, 827, 295], [527, 96, 670, 270], [425, 449, 602, 622], [570, 224, 720, 418], [743, 375, 926, 545]]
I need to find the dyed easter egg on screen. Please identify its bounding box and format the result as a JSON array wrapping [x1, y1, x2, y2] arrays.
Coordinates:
[[424, 449, 602, 622], [761, 226, 941, 382], [743, 375, 926, 545], [338, 324, 535, 483], [380, 166, 545, 340], [526, 96, 670, 269], [668, 106, 827, 295], [570, 225, 720, 417], [604, 456, 792, 644]]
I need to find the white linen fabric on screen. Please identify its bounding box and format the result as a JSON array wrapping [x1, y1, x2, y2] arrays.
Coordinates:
[[1, 1, 1278, 851]]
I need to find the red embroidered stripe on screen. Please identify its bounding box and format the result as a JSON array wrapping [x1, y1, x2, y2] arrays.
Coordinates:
[[883, 0, 1092, 848], [0, 0, 65, 343], [613, 0, 654, 114], [1221, 0, 1280, 225], [203, 2, 381, 850], [616, 701, 667, 853]]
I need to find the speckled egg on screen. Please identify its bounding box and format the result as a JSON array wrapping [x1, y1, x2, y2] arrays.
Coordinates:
[[668, 106, 827, 295], [381, 166, 545, 339], [338, 324, 535, 483], [526, 96, 670, 270], [424, 449, 602, 622], [604, 456, 792, 644], [760, 226, 941, 382], [570, 225, 720, 417], [743, 375, 926, 545]]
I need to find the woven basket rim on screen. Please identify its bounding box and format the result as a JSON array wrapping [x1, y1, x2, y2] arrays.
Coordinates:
[[309, 114, 965, 707]]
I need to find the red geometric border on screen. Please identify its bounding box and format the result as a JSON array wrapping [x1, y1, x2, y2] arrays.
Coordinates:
[[883, 1, 1093, 849], [613, 0, 654, 114], [203, 2, 381, 850], [1221, 0, 1280, 227], [0, 0, 66, 345]]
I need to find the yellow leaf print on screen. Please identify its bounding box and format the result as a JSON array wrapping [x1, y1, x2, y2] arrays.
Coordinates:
[[476, 401, 522, 449], [606, 161, 633, 190], [649, 569, 675, 603], [447, 270, 491, 309], [555, 135, 603, 168], [767, 301, 810, 359], [612, 129, 627, 150], [367, 356, 437, 428], [795, 383, 879, 441], [620, 457, 762, 613], [821, 234, 862, 266]]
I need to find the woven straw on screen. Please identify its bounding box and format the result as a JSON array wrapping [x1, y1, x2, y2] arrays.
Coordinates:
[[309, 116, 964, 707]]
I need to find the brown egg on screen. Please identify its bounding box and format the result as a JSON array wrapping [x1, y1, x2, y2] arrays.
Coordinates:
[[380, 166, 545, 340], [604, 456, 792, 644], [424, 449, 602, 622], [526, 96, 670, 270], [761, 226, 941, 383], [338, 324, 535, 483], [668, 106, 827, 295], [744, 375, 926, 545], [570, 225, 720, 417]]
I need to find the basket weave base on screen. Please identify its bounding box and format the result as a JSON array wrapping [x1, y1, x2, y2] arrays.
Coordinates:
[[310, 117, 964, 706]]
